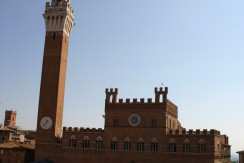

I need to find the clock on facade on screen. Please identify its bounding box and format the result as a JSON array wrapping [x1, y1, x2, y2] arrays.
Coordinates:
[[40, 117, 53, 130], [128, 113, 141, 127]]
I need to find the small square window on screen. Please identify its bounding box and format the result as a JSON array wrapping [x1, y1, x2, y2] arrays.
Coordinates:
[[152, 119, 157, 127], [113, 118, 118, 126]]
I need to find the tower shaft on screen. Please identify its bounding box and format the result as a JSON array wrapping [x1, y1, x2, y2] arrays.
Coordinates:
[[36, 0, 74, 147]]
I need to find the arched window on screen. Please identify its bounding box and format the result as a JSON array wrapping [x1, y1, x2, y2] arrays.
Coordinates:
[[183, 139, 191, 153], [151, 138, 158, 152], [110, 95, 114, 103], [169, 139, 176, 152], [111, 137, 118, 150], [96, 137, 103, 149], [69, 135, 76, 148], [159, 94, 163, 103], [198, 139, 206, 153], [82, 136, 89, 148], [46, 16, 50, 25], [124, 137, 131, 151], [137, 138, 144, 152]]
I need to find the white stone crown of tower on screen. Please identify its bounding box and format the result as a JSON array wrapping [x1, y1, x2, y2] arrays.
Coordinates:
[[43, 0, 74, 37]]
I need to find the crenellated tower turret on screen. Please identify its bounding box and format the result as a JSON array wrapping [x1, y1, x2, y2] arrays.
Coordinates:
[[44, 0, 74, 37], [105, 88, 118, 103], [154, 87, 168, 103]]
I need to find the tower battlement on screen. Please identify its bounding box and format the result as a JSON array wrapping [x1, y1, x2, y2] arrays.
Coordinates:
[[44, 0, 74, 37], [5, 110, 17, 114], [154, 87, 168, 103], [105, 88, 118, 103], [116, 98, 153, 104], [168, 129, 221, 135], [105, 87, 170, 104], [63, 126, 104, 133], [4, 110, 17, 127]]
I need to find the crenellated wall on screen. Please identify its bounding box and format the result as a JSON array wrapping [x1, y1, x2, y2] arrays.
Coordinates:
[[105, 87, 169, 104], [63, 127, 104, 133], [168, 129, 221, 135]]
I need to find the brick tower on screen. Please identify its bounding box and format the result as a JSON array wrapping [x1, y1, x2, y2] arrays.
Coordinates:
[[4, 110, 17, 127], [35, 0, 74, 161]]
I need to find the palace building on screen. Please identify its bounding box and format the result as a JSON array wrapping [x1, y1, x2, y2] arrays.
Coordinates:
[[35, 0, 231, 162]]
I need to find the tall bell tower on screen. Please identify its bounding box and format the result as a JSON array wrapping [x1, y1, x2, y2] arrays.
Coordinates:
[[36, 0, 74, 145]]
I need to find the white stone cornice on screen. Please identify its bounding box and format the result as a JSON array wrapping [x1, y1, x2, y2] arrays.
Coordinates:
[[44, 0, 74, 37]]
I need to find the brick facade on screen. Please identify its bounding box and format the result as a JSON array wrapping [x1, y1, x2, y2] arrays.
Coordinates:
[[237, 151, 244, 163], [0, 142, 34, 163], [35, 0, 231, 163]]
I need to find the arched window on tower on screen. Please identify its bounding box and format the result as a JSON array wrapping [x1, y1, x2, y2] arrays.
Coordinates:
[[111, 137, 118, 150], [124, 137, 131, 151], [137, 138, 144, 152], [169, 139, 176, 152], [69, 135, 76, 148], [82, 136, 89, 149], [46, 16, 50, 25], [183, 139, 191, 153], [109, 95, 113, 103], [96, 137, 103, 149], [151, 138, 158, 152], [198, 139, 206, 153], [159, 94, 163, 103]]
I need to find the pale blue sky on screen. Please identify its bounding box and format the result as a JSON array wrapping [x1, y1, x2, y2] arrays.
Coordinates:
[[0, 0, 243, 159]]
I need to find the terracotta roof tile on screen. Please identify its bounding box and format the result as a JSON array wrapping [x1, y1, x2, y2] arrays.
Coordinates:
[[0, 142, 34, 149]]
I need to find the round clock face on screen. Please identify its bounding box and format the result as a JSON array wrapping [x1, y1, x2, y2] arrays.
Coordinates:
[[128, 113, 141, 127], [40, 117, 53, 130]]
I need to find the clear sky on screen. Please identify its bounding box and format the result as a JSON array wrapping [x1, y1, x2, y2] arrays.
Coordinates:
[[0, 0, 243, 159]]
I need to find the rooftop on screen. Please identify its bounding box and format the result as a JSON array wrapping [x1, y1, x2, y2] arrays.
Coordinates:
[[0, 142, 34, 150]]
